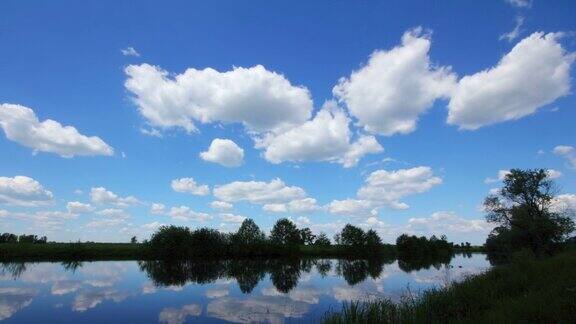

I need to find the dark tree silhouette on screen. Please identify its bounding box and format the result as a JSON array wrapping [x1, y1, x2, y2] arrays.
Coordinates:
[[484, 169, 575, 255], [314, 233, 331, 246], [233, 218, 266, 245], [270, 218, 301, 245], [340, 224, 366, 246]]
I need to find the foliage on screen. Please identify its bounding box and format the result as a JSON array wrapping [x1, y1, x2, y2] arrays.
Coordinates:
[[484, 169, 575, 255], [270, 218, 301, 245], [232, 218, 265, 245], [314, 233, 332, 246], [0, 233, 46, 244], [148, 225, 194, 258], [299, 227, 316, 245], [396, 234, 453, 258]]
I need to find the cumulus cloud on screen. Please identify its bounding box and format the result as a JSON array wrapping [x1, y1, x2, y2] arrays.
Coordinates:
[[333, 27, 456, 136], [0, 104, 114, 157], [358, 167, 443, 209], [66, 201, 93, 214], [200, 138, 244, 167], [500, 16, 524, 42], [213, 178, 306, 204], [448, 32, 574, 129], [121, 46, 140, 57], [210, 201, 233, 211], [551, 194, 576, 217], [90, 187, 139, 207], [219, 213, 246, 223], [168, 206, 211, 222], [407, 211, 493, 235], [328, 167, 442, 216], [0, 176, 53, 207], [256, 102, 382, 167], [263, 198, 320, 214], [142, 221, 164, 230], [553, 145, 576, 168], [150, 203, 166, 215], [124, 64, 312, 133], [328, 199, 376, 218], [171, 178, 210, 196]]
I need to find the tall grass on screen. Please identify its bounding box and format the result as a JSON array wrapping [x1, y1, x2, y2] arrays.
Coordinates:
[[323, 249, 576, 323]]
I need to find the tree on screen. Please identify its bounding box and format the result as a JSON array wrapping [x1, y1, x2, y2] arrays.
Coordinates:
[[484, 169, 575, 255], [365, 229, 382, 247], [270, 218, 301, 245], [149, 225, 193, 259], [130, 236, 138, 244], [299, 227, 316, 245], [314, 233, 331, 246], [339, 224, 366, 246], [234, 219, 266, 245]]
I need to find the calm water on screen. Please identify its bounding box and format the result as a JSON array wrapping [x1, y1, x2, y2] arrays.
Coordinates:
[[0, 254, 490, 323]]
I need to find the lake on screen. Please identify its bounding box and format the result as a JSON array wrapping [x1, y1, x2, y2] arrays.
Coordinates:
[[0, 253, 490, 323]]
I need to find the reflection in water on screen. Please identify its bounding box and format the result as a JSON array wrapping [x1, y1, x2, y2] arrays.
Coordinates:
[[0, 253, 490, 323], [159, 304, 202, 324]]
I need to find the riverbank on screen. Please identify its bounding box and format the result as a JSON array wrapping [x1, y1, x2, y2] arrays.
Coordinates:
[[323, 249, 576, 323]]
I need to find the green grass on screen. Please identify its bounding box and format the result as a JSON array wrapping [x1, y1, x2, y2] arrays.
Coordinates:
[[323, 249, 576, 323]]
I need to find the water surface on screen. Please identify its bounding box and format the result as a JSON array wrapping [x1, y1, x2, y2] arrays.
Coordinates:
[[0, 254, 490, 323]]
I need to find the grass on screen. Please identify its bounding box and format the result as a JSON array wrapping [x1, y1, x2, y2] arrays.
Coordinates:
[[323, 249, 576, 323], [0, 242, 397, 261]]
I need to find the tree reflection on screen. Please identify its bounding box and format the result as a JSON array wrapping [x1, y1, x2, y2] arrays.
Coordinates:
[[226, 260, 266, 294], [397, 253, 452, 272], [314, 259, 332, 277], [269, 259, 301, 293], [0, 262, 27, 279]]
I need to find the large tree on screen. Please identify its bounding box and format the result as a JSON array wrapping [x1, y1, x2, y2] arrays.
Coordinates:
[[339, 224, 366, 246], [484, 169, 574, 255], [270, 218, 301, 245], [234, 218, 266, 245]]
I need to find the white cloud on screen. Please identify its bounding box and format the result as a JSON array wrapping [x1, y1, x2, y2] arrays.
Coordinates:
[[328, 199, 377, 217], [551, 194, 576, 217], [333, 27, 456, 136], [210, 201, 233, 211], [85, 218, 126, 228], [219, 213, 246, 223], [140, 127, 162, 138], [553, 145, 576, 168], [150, 203, 166, 215], [287, 198, 320, 213], [484, 170, 511, 183], [121, 46, 140, 57], [142, 221, 164, 230], [405, 211, 494, 242], [448, 32, 574, 129], [505, 0, 532, 8], [0, 104, 114, 157], [546, 169, 562, 179], [500, 16, 524, 42], [358, 167, 443, 209], [0, 176, 53, 207], [95, 208, 130, 220], [171, 177, 210, 195], [200, 138, 244, 167], [263, 198, 319, 214], [66, 201, 93, 214], [256, 102, 382, 167], [262, 203, 287, 213], [213, 178, 306, 204], [168, 206, 211, 222], [124, 64, 312, 133], [90, 187, 139, 207]]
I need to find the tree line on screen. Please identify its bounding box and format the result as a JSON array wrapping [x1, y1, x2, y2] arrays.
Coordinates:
[[0, 233, 47, 244]]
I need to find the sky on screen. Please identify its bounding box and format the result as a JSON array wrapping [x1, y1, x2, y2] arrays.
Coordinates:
[[1, 0, 575, 244]]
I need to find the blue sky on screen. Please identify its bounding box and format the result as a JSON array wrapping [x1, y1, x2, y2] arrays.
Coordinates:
[[1, 0, 575, 244]]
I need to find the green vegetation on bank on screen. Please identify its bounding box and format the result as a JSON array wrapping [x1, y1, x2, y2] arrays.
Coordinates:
[[324, 169, 576, 323], [323, 248, 576, 323]]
